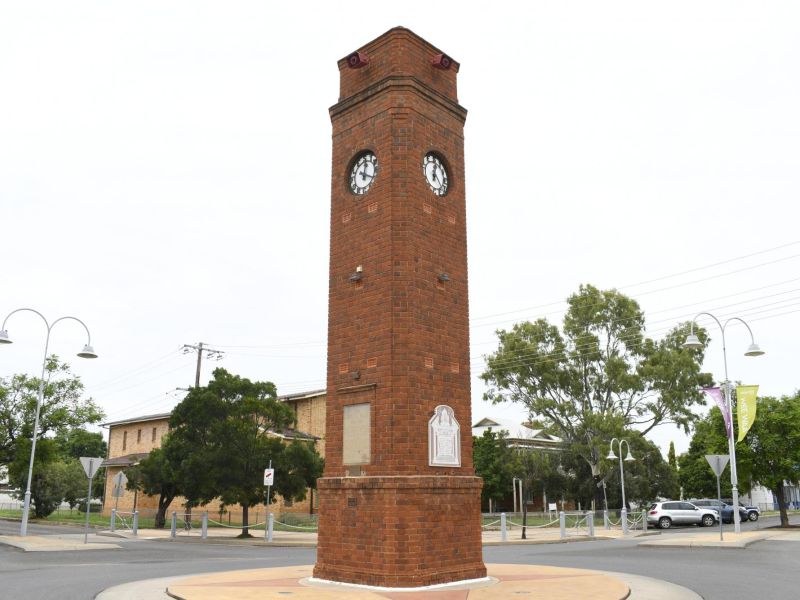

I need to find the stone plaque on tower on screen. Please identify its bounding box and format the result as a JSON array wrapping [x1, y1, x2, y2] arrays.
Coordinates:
[[313, 27, 486, 588]]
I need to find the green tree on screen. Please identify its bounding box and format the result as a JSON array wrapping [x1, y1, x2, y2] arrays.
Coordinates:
[[8, 438, 85, 518], [744, 394, 800, 527], [482, 284, 712, 505], [55, 428, 107, 497], [168, 368, 323, 537], [55, 428, 106, 460], [0, 356, 104, 468], [678, 408, 741, 499], [512, 450, 563, 538], [472, 429, 516, 511], [128, 447, 179, 528]]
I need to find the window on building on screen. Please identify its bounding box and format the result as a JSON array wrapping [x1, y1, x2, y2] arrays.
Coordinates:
[[123, 431, 127, 451], [137, 429, 141, 443], [152, 427, 157, 442]]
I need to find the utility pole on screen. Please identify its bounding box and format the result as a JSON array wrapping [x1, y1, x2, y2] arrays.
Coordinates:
[[182, 342, 224, 387]]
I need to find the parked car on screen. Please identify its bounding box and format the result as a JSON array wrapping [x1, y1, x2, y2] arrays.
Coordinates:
[[647, 501, 717, 529], [722, 498, 760, 521], [688, 499, 748, 524]]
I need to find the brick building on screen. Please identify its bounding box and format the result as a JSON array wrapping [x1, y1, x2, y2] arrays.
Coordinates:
[[100, 390, 325, 517]]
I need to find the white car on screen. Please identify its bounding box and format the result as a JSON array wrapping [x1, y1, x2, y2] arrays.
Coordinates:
[[646, 501, 717, 529]]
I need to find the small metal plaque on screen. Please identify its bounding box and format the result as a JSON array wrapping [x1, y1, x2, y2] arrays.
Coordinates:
[[347, 497, 357, 508]]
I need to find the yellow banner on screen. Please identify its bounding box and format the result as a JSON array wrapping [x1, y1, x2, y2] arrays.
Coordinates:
[[736, 385, 759, 442]]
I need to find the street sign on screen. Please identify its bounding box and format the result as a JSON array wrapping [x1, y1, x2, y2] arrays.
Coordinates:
[[113, 471, 128, 487], [705, 454, 730, 477], [80, 457, 104, 479], [263, 468, 275, 486]]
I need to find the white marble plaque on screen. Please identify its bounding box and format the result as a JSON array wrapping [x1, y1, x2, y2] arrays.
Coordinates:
[[428, 405, 461, 467]]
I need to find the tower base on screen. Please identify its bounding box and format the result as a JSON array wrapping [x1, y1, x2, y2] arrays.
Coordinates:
[[313, 476, 486, 587]]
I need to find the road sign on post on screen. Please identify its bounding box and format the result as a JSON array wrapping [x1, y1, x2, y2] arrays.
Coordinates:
[[705, 454, 730, 477], [80, 456, 104, 479], [263, 468, 275, 486], [79, 457, 104, 544], [706, 454, 730, 541]]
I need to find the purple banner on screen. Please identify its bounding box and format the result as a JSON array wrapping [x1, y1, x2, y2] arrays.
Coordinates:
[[703, 387, 732, 439]]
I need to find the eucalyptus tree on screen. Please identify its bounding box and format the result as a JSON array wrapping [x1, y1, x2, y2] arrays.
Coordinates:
[[482, 284, 711, 504]]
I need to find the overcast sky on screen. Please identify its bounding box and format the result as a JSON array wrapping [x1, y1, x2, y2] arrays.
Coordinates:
[[2, 1, 798, 457]]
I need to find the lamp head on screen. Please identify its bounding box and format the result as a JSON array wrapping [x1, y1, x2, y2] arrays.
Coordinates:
[[744, 343, 765, 357], [683, 334, 703, 349], [606, 450, 617, 460], [77, 344, 98, 359], [624, 450, 635, 462], [0, 330, 11, 344]]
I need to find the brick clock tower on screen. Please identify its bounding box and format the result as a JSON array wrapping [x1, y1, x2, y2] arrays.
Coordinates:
[[313, 27, 486, 588]]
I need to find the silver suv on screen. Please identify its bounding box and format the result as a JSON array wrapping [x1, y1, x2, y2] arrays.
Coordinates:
[[647, 501, 717, 529]]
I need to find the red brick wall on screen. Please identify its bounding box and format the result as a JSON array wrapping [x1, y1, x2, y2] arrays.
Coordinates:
[[325, 26, 473, 478], [316, 27, 485, 587]]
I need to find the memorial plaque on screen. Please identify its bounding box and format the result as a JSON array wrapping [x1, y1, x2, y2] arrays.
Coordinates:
[[343, 403, 370, 465], [428, 405, 461, 467]]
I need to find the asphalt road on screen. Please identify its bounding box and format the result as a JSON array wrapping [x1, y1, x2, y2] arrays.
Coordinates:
[[1, 517, 796, 600]]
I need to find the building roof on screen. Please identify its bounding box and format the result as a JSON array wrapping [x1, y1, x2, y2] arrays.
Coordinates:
[[472, 417, 562, 446], [101, 452, 150, 468], [278, 389, 326, 402], [101, 412, 172, 428]]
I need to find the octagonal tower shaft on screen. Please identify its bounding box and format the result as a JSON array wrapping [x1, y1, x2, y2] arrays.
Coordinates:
[[314, 27, 485, 588]]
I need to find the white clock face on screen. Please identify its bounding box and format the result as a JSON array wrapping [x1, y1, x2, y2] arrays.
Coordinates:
[[350, 152, 378, 195], [423, 153, 448, 196]]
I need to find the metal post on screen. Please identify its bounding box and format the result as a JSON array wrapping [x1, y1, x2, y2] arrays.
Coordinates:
[[267, 512, 274, 542], [559, 511, 566, 539], [202, 511, 208, 539], [132, 511, 139, 536], [622, 508, 628, 535], [716, 471, 724, 541], [512, 478, 518, 513], [84, 467, 94, 544], [1, 309, 96, 537], [604, 509, 609, 529], [642, 509, 648, 532], [587, 511, 594, 536], [500, 512, 507, 542], [686, 312, 765, 535], [171, 511, 177, 538], [110, 508, 116, 532]]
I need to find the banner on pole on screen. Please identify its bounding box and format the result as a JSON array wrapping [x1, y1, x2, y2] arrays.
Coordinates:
[[736, 385, 759, 442], [702, 387, 731, 438]]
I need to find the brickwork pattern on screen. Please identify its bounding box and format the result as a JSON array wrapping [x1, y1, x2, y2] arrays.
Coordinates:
[[316, 27, 485, 586], [314, 476, 485, 587]]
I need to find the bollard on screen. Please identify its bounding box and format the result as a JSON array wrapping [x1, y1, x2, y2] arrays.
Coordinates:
[[110, 509, 117, 532], [132, 511, 139, 536], [622, 508, 628, 535], [587, 511, 594, 537], [171, 511, 177, 538], [267, 512, 274, 542], [559, 511, 566, 539], [201, 511, 208, 539], [604, 509, 609, 530], [642, 509, 647, 532], [500, 512, 507, 542]]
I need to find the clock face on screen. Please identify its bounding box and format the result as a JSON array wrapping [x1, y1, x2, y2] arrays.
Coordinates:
[[423, 153, 448, 196], [350, 152, 378, 195]]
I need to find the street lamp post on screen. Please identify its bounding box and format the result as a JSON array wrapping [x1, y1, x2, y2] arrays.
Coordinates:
[[683, 312, 764, 534], [0, 308, 98, 536], [607, 438, 634, 511]]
